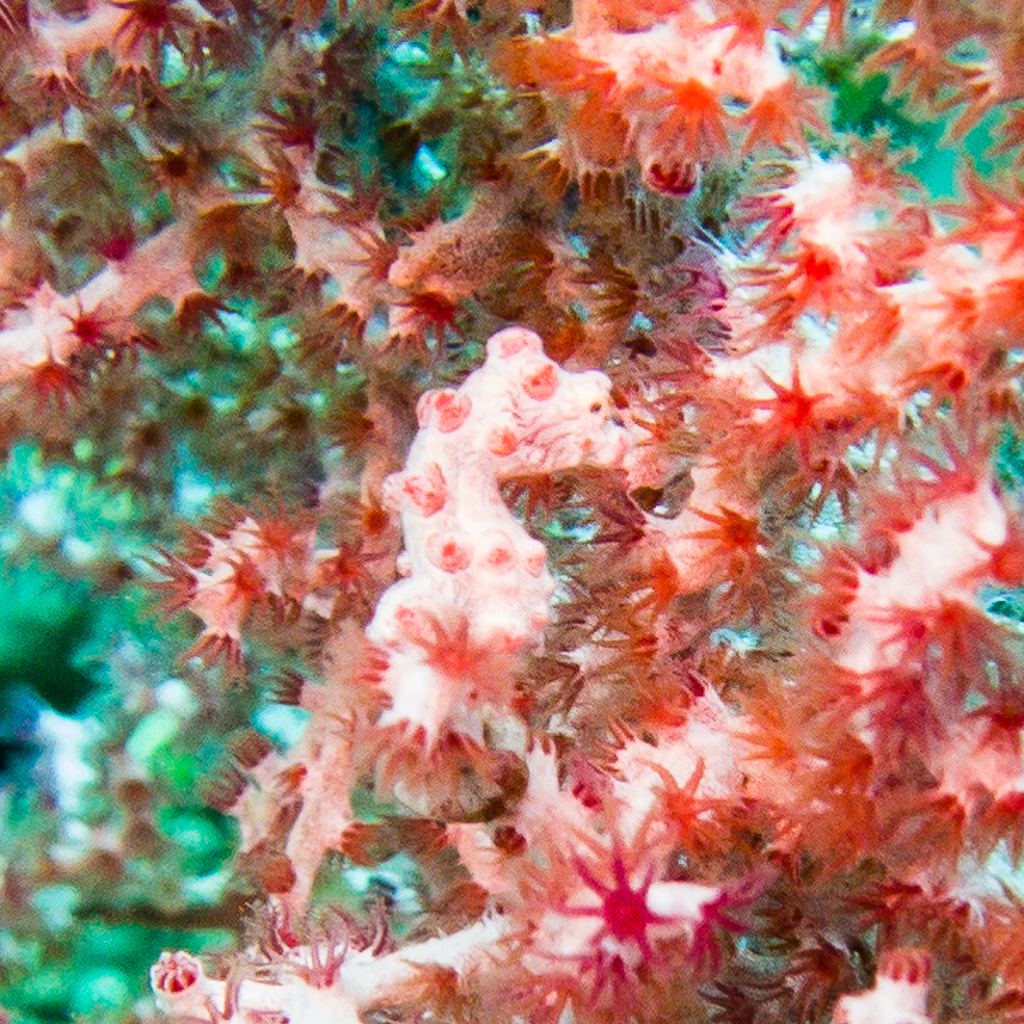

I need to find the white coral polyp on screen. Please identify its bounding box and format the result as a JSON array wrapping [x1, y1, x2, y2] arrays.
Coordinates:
[[833, 958, 933, 1024], [150, 952, 217, 1020], [837, 479, 1007, 676]]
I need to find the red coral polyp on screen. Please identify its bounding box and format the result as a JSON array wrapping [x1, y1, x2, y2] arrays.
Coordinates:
[[569, 845, 665, 953]]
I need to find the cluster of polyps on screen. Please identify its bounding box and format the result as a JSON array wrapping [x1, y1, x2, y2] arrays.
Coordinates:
[[155, 509, 323, 669], [508, 0, 812, 196], [150, 918, 513, 1024], [148, 317, 954, 1022], [366, 326, 631, 746]]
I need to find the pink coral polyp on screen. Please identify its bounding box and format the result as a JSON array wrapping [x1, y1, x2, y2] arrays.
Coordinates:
[[151, 952, 200, 996]]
